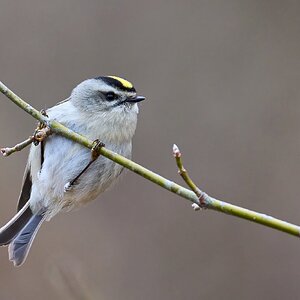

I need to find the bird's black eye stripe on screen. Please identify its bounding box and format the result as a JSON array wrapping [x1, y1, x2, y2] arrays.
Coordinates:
[[105, 92, 117, 101]]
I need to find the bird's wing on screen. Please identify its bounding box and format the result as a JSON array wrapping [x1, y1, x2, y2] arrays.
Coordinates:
[[17, 163, 32, 212], [17, 99, 72, 212], [17, 138, 46, 212]]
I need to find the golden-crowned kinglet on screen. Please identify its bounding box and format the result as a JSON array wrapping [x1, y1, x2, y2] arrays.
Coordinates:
[[0, 76, 145, 266]]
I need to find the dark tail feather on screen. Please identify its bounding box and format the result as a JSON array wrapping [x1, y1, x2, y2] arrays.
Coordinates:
[[0, 201, 32, 246], [8, 214, 45, 267]]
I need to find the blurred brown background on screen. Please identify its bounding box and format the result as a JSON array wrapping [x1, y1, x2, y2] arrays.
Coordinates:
[[1, 0, 300, 299]]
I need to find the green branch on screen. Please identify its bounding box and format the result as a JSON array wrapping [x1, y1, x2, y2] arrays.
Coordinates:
[[1, 81, 299, 238]]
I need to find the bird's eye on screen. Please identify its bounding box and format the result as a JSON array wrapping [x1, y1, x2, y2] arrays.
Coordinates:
[[106, 92, 117, 101]]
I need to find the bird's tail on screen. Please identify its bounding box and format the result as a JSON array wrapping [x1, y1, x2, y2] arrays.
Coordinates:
[[0, 200, 45, 266], [8, 213, 45, 266], [0, 201, 32, 246]]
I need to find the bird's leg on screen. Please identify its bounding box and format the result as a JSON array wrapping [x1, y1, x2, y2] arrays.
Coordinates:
[[64, 139, 105, 192], [33, 109, 51, 146]]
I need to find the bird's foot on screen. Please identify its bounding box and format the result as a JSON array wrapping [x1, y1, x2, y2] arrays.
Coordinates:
[[91, 139, 105, 160], [33, 110, 51, 146], [64, 182, 72, 192]]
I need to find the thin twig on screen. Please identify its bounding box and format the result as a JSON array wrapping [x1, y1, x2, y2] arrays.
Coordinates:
[[1, 124, 52, 157], [173, 144, 208, 210], [1, 136, 34, 157], [1, 80, 300, 238]]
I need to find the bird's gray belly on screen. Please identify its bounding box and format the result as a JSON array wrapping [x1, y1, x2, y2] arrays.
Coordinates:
[[35, 135, 131, 218]]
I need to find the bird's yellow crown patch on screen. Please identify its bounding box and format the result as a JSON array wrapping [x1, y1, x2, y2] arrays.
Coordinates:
[[108, 76, 133, 89]]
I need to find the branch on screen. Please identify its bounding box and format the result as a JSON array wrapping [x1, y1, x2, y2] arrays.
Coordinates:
[[0, 122, 52, 157], [1, 81, 300, 238], [1, 136, 34, 157], [173, 144, 207, 210]]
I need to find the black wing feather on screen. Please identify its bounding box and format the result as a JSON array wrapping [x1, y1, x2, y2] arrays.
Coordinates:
[[17, 166, 32, 212], [17, 137, 46, 212]]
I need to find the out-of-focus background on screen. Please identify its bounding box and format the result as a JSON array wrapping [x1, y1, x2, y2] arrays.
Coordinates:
[[0, 0, 300, 299]]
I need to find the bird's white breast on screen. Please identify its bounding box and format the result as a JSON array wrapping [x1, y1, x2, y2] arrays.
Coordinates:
[[28, 100, 138, 219]]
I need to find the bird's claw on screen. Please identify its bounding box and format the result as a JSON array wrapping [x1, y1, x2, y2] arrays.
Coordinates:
[[64, 182, 72, 192], [32, 110, 51, 146], [91, 139, 105, 160]]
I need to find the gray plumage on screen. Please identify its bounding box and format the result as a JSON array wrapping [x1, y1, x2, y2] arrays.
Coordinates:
[[0, 202, 32, 246], [0, 76, 144, 266], [8, 214, 45, 267]]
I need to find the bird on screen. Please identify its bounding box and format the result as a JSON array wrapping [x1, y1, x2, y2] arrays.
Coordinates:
[[0, 75, 145, 266]]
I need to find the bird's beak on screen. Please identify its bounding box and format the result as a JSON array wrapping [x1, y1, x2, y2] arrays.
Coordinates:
[[125, 95, 146, 103]]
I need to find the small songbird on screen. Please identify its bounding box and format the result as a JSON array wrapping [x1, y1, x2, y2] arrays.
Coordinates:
[[0, 76, 145, 266]]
